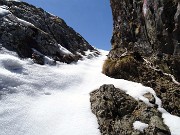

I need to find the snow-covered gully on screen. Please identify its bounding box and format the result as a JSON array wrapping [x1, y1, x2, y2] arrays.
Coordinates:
[[0, 50, 179, 135]]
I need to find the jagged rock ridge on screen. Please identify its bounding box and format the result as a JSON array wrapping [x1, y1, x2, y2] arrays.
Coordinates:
[[0, 0, 99, 64]]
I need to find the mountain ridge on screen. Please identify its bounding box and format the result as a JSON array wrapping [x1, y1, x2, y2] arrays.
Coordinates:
[[0, 0, 99, 64]]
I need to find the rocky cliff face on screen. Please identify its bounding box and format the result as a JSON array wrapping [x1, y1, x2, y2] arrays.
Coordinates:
[[90, 85, 171, 135], [90, 1, 180, 134], [0, 0, 98, 64], [102, 0, 180, 116], [109, 0, 179, 56]]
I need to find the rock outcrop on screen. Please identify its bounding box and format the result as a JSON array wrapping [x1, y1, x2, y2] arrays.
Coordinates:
[[90, 85, 171, 135], [103, 0, 180, 116], [0, 0, 99, 64]]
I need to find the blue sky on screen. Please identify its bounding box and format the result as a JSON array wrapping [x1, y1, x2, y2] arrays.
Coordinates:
[[22, 0, 113, 50]]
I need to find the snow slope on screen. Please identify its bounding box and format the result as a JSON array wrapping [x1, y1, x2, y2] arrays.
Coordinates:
[[0, 49, 179, 135], [0, 6, 10, 17]]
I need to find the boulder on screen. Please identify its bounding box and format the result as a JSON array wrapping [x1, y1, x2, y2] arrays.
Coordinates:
[[90, 84, 171, 135]]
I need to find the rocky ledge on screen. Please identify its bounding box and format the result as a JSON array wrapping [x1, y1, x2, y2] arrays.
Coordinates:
[[90, 84, 171, 135], [103, 0, 180, 116], [0, 0, 99, 64]]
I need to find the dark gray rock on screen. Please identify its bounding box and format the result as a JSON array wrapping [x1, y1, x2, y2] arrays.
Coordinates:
[[0, 0, 99, 64], [90, 84, 171, 135]]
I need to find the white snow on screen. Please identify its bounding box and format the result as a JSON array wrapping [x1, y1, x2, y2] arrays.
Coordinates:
[[143, 0, 148, 17], [16, 17, 34, 27], [163, 113, 180, 135], [0, 49, 179, 135], [0, 54, 24, 71], [0, 6, 34, 27], [0, 5, 9, 10], [133, 121, 148, 132], [44, 56, 56, 65], [0, 6, 10, 17], [58, 44, 73, 55], [31, 48, 55, 65]]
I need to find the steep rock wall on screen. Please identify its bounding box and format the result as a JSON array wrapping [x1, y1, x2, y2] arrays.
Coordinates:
[[110, 0, 179, 56], [103, 0, 180, 116]]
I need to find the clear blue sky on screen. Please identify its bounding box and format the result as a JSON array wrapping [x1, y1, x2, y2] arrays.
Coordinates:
[[22, 0, 113, 50]]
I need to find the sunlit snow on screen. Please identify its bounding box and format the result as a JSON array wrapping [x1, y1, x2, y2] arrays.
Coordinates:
[[0, 6, 10, 17], [0, 49, 179, 135], [58, 44, 73, 55], [133, 121, 148, 132], [16, 17, 35, 27]]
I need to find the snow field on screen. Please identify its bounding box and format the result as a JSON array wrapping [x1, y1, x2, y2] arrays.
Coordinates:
[[0, 50, 179, 135]]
